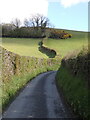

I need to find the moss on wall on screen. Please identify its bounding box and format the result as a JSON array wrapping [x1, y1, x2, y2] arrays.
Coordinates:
[[1, 46, 61, 110]]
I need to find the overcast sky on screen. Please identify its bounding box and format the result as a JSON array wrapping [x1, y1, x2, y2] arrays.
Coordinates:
[[0, 0, 89, 31]]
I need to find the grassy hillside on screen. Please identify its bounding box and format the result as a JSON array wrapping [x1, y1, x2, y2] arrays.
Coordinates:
[[1, 38, 48, 58], [1, 30, 88, 58], [44, 30, 88, 57], [57, 29, 88, 38]]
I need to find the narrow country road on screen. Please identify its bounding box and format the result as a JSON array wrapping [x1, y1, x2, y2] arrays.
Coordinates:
[[3, 71, 76, 119]]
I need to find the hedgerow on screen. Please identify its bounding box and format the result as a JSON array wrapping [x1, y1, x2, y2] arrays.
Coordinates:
[[56, 47, 89, 119]]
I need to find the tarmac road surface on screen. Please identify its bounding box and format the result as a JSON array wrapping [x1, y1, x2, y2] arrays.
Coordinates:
[[3, 71, 76, 119]]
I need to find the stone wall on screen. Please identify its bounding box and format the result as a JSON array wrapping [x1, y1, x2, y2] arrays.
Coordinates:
[[1, 46, 60, 83]]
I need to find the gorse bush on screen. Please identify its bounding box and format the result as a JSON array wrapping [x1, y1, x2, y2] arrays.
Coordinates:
[[62, 34, 72, 39], [49, 29, 72, 39]]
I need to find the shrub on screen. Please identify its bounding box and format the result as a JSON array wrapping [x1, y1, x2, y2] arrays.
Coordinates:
[[49, 29, 72, 39]]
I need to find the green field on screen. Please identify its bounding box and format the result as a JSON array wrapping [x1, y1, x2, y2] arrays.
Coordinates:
[[44, 30, 88, 57], [1, 30, 88, 58], [1, 38, 48, 58]]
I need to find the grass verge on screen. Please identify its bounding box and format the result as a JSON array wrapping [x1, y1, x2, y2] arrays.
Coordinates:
[[3, 64, 59, 111], [2, 46, 60, 111], [56, 46, 89, 119]]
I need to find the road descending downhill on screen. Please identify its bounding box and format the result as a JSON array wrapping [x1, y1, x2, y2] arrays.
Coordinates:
[[3, 71, 76, 119]]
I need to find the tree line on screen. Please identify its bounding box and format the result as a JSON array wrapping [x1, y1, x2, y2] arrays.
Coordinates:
[[0, 14, 72, 39]]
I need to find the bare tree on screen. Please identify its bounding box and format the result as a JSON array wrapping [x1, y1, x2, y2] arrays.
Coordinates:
[[24, 14, 50, 30], [24, 19, 30, 27], [11, 18, 21, 28], [23, 14, 52, 37]]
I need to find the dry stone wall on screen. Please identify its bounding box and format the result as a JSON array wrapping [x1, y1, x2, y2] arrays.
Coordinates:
[[1, 46, 60, 82]]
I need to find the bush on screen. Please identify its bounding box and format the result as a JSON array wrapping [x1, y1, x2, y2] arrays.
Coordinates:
[[2, 26, 46, 38], [49, 29, 72, 39]]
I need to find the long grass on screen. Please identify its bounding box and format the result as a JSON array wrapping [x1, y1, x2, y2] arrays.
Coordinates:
[[56, 66, 88, 119]]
